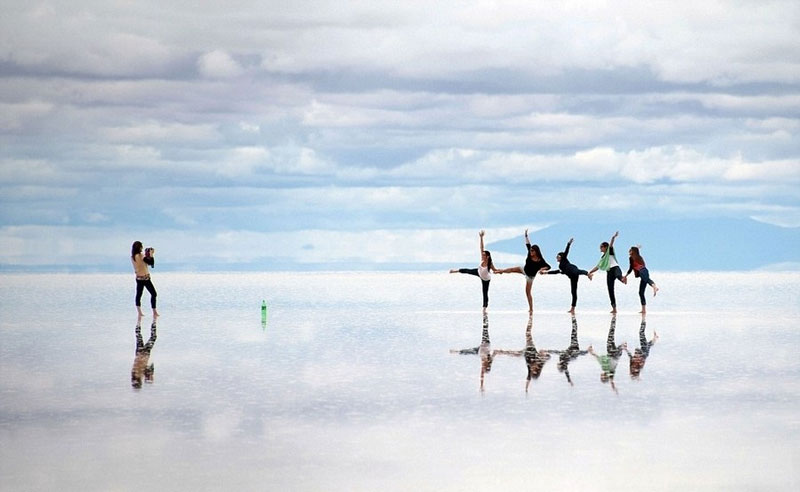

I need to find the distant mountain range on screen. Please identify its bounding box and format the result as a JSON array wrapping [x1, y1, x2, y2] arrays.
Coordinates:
[[487, 218, 800, 272]]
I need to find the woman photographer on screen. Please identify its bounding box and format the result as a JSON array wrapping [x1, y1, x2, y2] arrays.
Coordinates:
[[131, 241, 159, 317]]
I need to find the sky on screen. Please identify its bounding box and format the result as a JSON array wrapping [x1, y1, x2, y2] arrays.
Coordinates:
[[1, 0, 799, 271]]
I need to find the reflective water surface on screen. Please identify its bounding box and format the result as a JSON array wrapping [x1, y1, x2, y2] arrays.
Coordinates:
[[1, 272, 799, 491]]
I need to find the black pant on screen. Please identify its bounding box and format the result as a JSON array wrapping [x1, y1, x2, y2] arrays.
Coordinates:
[[567, 270, 588, 307], [459, 268, 490, 308], [607, 266, 623, 307], [136, 278, 157, 309]]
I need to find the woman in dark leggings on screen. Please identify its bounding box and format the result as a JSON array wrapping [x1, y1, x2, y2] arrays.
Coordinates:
[[546, 238, 592, 314], [588, 231, 627, 314], [131, 241, 158, 317], [623, 245, 659, 314], [450, 230, 500, 310]]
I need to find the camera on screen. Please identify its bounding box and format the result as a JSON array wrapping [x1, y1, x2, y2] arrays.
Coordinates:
[[144, 247, 153, 257]]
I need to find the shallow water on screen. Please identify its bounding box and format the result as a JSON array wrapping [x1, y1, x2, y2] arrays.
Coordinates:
[[1, 271, 799, 491]]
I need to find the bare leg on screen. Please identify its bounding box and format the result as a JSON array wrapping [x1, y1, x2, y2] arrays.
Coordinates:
[[525, 281, 533, 313]]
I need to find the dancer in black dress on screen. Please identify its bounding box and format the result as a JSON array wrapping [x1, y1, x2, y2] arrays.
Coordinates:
[[545, 238, 593, 314], [496, 229, 551, 313]]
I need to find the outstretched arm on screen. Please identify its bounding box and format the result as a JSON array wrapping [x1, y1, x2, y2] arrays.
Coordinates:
[[610, 231, 619, 249], [564, 238, 573, 258], [479, 230, 485, 258]]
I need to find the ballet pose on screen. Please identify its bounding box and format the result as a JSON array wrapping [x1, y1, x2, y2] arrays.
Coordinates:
[[587, 316, 627, 394], [491, 314, 551, 393], [545, 238, 592, 314], [496, 229, 551, 313], [450, 312, 493, 392], [623, 245, 659, 314], [551, 315, 588, 386], [626, 315, 658, 380], [588, 231, 627, 314], [450, 230, 501, 310]]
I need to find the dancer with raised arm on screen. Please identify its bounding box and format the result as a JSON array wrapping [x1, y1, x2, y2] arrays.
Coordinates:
[[545, 238, 592, 314], [450, 312, 493, 393], [626, 314, 658, 380], [552, 315, 588, 386], [588, 231, 627, 314], [587, 316, 627, 394], [450, 230, 501, 311], [496, 229, 550, 313], [491, 314, 551, 394], [623, 245, 659, 314]]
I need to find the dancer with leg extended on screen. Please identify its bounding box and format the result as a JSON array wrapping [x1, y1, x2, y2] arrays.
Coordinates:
[[496, 229, 550, 313], [491, 314, 551, 394], [588, 231, 627, 314], [450, 312, 493, 393], [623, 245, 659, 314], [131, 241, 159, 317], [545, 238, 592, 314], [626, 314, 658, 380], [550, 315, 588, 386], [450, 230, 501, 311], [587, 316, 627, 394]]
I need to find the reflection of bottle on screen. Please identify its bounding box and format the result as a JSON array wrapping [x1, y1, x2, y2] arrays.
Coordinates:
[[261, 300, 267, 323]]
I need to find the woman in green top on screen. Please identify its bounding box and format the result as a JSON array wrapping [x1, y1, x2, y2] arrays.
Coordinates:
[[588, 231, 626, 314]]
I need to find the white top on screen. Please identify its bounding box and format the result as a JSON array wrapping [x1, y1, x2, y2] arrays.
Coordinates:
[[478, 264, 491, 281]]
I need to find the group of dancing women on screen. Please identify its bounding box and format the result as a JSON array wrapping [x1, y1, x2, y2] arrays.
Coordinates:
[[450, 230, 659, 314]]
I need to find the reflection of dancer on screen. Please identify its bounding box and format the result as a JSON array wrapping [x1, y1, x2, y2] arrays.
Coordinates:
[[492, 315, 551, 393], [588, 231, 627, 314], [131, 241, 159, 317], [450, 312, 493, 392], [546, 238, 592, 314], [450, 230, 501, 310], [623, 245, 659, 314], [626, 315, 658, 380], [587, 316, 626, 394], [551, 315, 588, 386], [496, 229, 551, 313], [131, 318, 157, 389]]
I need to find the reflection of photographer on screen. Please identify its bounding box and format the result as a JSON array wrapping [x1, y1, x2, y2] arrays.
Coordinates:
[[132, 318, 157, 389], [131, 241, 158, 317]]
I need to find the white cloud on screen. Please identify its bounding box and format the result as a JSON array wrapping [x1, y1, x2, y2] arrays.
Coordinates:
[[197, 50, 244, 79]]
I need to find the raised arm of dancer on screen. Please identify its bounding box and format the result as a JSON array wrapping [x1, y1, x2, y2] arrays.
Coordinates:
[[524, 228, 530, 246], [479, 230, 485, 257], [564, 238, 573, 258]]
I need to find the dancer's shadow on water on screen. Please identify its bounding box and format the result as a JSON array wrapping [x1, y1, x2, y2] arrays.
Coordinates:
[[587, 316, 626, 394], [492, 314, 551, 394], [626, 314, 658, 380], [450, 312, 493, 393], [132, 315, 157, 389], [547, 315, 588, 387]]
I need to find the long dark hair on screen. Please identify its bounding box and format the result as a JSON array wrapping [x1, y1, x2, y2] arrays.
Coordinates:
[[630, 246, 643, 264], [601, 241, 615, 256], [483, 250, 494, 270], [529, 244, 543, 260], [131, 241, 143, 258]]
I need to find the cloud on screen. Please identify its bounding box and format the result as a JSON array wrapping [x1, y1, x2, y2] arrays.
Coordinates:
[[197, 50, 244, 79], [1, 1, 798, 270], [388, 146, 800, 185]]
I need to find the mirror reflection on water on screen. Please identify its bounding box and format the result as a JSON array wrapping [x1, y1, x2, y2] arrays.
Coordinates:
[[1, 272, 798, 491]]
